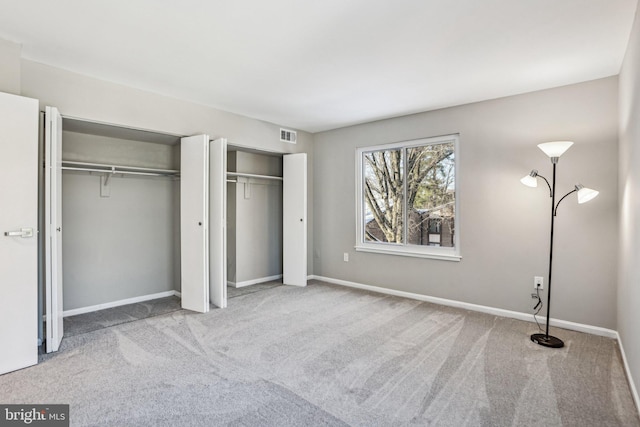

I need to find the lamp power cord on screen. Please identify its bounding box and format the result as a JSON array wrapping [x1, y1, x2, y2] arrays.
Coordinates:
[[532, 287, 544, 333]]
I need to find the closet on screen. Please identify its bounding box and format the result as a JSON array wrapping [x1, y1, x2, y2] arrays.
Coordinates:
[[42, 107, 211, 353], [2, 98, 307, 372], [206, 141, 308, 309], [209, 139, 307, 307], [40, 107, 307, 355], [59, 121, 180, 310], [226, 148, 284, 288]]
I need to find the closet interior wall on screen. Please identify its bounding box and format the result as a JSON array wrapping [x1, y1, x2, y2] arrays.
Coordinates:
[[227, 150, 283, 287], [61, 127, 180, 311]]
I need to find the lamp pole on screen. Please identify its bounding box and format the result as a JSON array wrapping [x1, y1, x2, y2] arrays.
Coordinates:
[[546, 161, 556, 338], [533, 158, 564, 347]]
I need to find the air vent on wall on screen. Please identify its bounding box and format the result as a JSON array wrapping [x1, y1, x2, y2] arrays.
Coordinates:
[[280, 128, 297, 144]]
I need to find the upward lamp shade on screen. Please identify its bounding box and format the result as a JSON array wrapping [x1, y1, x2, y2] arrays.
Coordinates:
[[537, 141, 574, 158]]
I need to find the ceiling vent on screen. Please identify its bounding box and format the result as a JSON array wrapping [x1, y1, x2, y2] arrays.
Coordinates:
[[280, 128, 297, 144]]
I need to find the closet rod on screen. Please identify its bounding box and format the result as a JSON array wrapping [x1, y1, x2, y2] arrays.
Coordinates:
[[226, 172, 283, 181], [61, 166, 170, 177], [63, 160, 178, 174]]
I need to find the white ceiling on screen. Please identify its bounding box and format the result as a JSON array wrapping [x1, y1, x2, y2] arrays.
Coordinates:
[[0, 0, 636, 132]]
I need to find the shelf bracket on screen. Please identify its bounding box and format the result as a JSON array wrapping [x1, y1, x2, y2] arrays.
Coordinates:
[[241, 177, 251, 199], [104, 166, 116, 186], [100, 166, 115, 198]]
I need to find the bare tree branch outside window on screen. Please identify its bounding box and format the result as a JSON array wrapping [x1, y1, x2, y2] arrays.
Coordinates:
[[363, 142, 455, 247]]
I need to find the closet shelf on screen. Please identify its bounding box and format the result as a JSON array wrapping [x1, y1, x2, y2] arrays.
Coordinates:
[[62, 161, 179, 177], [226, 171, 283, 181]]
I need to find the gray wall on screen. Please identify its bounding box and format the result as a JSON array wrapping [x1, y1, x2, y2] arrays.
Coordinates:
[[618, 5, 640, 403], [228, 151, 283, 285], [0, 38, 20, 94], [314, 77, 619, 329], [62, 131, 178, 310], [19, 59, 314, 276]]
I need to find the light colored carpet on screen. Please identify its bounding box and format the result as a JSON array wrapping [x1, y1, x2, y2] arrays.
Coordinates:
[[2, 281, 638, 426]]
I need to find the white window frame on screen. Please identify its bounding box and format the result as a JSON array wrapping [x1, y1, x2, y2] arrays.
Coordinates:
[[355, 134, 461, 261]]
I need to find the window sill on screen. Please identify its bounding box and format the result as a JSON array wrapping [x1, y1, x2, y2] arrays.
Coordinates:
[[354, 244, 461, 262]]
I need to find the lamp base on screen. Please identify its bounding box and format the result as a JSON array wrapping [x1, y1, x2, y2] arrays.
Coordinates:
[[531, 333, 564, 348]]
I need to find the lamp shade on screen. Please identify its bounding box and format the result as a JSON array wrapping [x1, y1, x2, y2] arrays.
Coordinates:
[[520, 170, 538, 187], [537, 141, 574, 158], [576, 184, 599, 204]]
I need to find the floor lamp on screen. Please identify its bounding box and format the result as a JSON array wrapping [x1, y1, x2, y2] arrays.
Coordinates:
[[520, 141, 599, 348]]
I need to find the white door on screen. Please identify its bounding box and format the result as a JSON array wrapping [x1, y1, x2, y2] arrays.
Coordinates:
[[45, 106, 64, 353], [180, 135, 210, 313], [283, 153, 307, 287], [0, 92, 39, 374], [209, 138, 227, 308]]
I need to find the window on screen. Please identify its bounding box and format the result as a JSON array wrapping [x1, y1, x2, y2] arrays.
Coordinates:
[[356, 135, 460, 261]]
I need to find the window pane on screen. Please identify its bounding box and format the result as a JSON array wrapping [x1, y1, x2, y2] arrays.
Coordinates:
[[363, 149, 404, 243], [406, 143, 455, 247]]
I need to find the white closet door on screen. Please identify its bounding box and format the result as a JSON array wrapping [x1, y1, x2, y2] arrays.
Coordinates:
[[0, 92, 39, 374], [283, 153, 307, 287], [209, 138, 227, 308], [180, 135, 210, 313], [45, 106, 64, 353]]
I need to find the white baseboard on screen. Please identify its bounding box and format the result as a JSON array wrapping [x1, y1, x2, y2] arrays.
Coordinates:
[[616, 332, 640, 414], [229, 274, 283, 288], [313, 275, 617, 339], [63, 290, 179, 318]]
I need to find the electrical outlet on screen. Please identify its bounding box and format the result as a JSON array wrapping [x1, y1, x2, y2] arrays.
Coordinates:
[[534, 276, 544, 290], [343, 253, 349, 262]]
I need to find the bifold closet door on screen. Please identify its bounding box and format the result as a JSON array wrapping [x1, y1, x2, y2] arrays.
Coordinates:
[[283, 153, 307, 287], [0, 92, 39, 374], [209, 138, 227, 309], [45, 106, 64, 353], [180, 135, 210, 313]]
